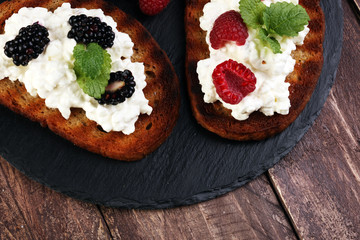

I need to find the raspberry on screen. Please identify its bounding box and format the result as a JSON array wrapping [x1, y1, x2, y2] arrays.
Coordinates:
[[210, 10, 248, 50], [139, 0, 170, 16], [212, 60, 256, 105]]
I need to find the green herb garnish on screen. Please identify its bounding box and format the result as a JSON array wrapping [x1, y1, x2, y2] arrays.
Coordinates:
[[73, 43, 112, 99], [239, 0, 310, 54], [258, 28, 282, 54]]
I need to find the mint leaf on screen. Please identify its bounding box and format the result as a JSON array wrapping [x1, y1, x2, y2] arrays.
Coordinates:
[[76, 74, 105, 99], [262, 9, 271, 32], [74, 43, 104, 78], [258, 28, 282, 54], [239, 1, 309, 54], [264, 2, 310, 37], [239, 0, 266, 29], [73, 43, 111, 99]]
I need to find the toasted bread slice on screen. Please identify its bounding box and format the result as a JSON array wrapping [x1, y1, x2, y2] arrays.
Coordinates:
[[185, 0, 325, 140], [0, 0, 180, 161]]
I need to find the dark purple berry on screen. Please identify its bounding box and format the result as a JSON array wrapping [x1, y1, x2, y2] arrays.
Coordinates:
[[3, 22, 50, 66], [96, 70, 136, 105], [67, 15, 115, 49]]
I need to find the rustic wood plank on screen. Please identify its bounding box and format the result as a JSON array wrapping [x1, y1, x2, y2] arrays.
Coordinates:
[[268, 0, 360, 239], [0, 157, 111, 240], [100, 175, 297, 240]]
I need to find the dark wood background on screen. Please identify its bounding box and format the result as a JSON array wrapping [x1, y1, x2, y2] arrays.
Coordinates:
[[1, 0, 359, 239]]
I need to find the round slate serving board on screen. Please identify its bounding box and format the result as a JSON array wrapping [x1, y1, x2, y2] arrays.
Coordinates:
[[0, 0, 343, 209]]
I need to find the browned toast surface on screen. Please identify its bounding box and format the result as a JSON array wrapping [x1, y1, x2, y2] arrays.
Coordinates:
[[185, 0, 325, 140], [0, 0, 180, 161]]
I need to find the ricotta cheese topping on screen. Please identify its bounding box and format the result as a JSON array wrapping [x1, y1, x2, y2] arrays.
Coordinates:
[[197, 0, 309, 120], [0, 3, 152, 134]]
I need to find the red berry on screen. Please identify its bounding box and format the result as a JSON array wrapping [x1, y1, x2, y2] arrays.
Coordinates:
[[210, 10, 249, 50], [212, 60, 256, 105], [139, 0, 170, 16]]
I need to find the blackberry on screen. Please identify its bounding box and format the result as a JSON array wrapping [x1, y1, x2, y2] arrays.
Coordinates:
[[67, 14, 115, 49], [97, 70, 136, 105], [4, 22, 50, 66]]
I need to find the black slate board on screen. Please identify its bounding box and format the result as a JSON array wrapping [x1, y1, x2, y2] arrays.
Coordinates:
[[0, 0, 343, 209]]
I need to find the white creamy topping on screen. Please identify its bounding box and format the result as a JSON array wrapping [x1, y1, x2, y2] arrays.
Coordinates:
[[0, 3, 152, 134], [197, 0, 309, 120]]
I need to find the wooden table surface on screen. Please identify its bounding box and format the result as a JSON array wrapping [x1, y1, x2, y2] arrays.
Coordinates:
[[1, 0, 359, 239]]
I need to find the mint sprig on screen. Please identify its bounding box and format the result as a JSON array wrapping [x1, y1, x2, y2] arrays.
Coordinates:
[[73, 43, 112, 99], [263, 2, 310, 37], [239, 0, 310, 54], [258, 28, 281, 54], [239, 0, 266, 29]]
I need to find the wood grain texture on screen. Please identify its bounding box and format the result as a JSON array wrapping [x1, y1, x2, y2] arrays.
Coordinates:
[[268, 0, 360, 239], [0, 157, 111, 240], [0, 154, 296, 239], [100, 175, 296, 240]]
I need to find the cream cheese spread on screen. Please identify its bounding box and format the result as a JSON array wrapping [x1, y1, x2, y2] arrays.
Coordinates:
[[197, 0, 309, 120], [0, 3, 152, 134]]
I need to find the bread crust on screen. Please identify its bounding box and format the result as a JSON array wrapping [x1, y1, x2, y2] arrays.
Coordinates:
[[185, 0, 325, 140], [0, 0, 180, 161]]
